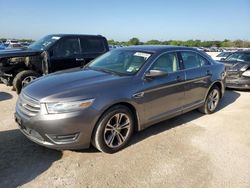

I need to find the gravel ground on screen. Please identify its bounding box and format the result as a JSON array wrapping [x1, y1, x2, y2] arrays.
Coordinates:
[[0, 84, 250, 188]]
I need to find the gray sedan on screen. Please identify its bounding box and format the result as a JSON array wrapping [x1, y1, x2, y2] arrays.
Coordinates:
[[15, 46, 226, 153]]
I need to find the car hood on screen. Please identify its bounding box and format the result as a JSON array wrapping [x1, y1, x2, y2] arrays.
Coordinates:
[[0, 48, 42, 59], [23, 68, 132, 102], [220, 60, 250, 70]]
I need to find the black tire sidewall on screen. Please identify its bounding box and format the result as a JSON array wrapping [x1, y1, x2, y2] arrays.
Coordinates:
[[93, 106, 134, 153], [13, 71, 39, 94], [205, 86, 220, 114]]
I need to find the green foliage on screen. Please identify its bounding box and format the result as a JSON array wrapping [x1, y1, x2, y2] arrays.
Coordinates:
[[128, 38, 141, 45], [108, 38, 250, 48], [0, 37, 34, 43], [145, 40, 161, 45]]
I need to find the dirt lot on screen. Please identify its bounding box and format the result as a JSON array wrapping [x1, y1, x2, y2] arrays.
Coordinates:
[[0, 84, 250, 188]]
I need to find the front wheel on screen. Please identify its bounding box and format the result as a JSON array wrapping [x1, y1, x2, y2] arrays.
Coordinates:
[[13, 70, 40, 94], [92, 105, 134, 153], [199, 85, 221, 114]]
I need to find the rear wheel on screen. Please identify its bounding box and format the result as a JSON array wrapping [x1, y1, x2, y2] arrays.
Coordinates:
[[13, 70, 40, 94], [92, 105, 134, 153], [199, 85, 220, 114]]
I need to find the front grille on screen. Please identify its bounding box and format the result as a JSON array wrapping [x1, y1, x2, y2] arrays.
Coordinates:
[[18, 93, 40, 117]]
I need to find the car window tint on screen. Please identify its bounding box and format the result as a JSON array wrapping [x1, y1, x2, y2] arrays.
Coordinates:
[[81, 38, 105, 53], [197, 55, 210, 67], [53, 38, 80, 57], [151, 53, 179, 73], [181, 52, 201, 69], [242, 53, 250, 62]]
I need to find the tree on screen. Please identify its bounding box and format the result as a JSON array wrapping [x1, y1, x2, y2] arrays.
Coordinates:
[[234, 40, 244, 48], [145, 40, 161, 45], [128, 38, 140, 45]]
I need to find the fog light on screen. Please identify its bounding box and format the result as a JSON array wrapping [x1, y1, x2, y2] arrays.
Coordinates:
[[46, 133, 79, 144]]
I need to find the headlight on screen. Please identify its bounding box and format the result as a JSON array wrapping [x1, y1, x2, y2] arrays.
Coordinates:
[[240, 65, 248, 72], [242, 70, 250, 77], [45, 99, 94, 114]]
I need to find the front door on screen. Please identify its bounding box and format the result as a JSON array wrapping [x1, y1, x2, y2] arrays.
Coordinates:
[[141, 52, 186, 126], [49, 37, 82, 72]]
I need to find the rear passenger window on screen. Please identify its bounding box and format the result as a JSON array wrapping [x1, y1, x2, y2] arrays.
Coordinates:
[[81, 38, 105, 53], [181, 51, 210, 69], [152, 52, 179, 73], [198, 55, 210, 66]]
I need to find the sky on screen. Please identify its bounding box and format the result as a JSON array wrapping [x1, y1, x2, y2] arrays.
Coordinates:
[[0, 0, 249, 41]]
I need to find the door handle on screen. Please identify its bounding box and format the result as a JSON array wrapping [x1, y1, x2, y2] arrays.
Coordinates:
[[133, 92, 144, 99]]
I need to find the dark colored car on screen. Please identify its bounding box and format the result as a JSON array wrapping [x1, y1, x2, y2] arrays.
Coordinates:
[[213, 51, 232, 61], [0, 34, 109, 93], [15, 46, 226, 153], [220, 51, 250, 89]]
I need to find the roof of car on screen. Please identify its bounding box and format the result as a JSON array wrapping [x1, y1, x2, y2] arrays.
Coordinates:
[[119, 45, 198, 53], [48, 34, 105, 38]]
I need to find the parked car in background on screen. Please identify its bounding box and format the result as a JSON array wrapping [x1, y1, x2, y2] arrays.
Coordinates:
[[0, 42, 6, 50], [5, 43, 24, 49], [213, 52, 232, 61], [15, 46, 226, 153], [20, 42, 32, 47], [0, 34, 109, 93], [5, 39, 20, 45], [220, 51, 250, 89]]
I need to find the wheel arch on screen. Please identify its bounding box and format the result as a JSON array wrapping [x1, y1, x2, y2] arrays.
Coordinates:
[[91, 101, 140, 141], [206, 81, 224, 99]]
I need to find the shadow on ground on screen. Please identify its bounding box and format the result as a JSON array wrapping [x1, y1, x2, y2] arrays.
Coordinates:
[[0, 92, 13, 101], [0, 129, 62, 187], [78, 90, 241, 153], [129, 90, 240, 147], [0, 90, 240, 187]]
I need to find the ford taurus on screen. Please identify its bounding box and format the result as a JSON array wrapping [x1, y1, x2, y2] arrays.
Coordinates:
[[15, 46, 226, 153]]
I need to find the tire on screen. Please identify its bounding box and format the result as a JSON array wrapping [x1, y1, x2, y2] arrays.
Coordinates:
[[198, 85, 221, 114], [92, 105, 135, 153], [13, 70, 40, 94]]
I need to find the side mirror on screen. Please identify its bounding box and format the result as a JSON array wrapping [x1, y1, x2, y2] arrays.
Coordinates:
[[220, 58, 225, 61], [145, 70, 167, 79]]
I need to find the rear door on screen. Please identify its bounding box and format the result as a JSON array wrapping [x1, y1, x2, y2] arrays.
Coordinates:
[[49, 36, 82, 72], [142, 52, 186, 126], [80, 37, 108, 65], [179, 51, 212, 109]]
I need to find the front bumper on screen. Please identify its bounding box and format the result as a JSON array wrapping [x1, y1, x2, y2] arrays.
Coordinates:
[[226, 77, 250, 89], [15, 105, 99, 150], [225, 70, 250, 89]]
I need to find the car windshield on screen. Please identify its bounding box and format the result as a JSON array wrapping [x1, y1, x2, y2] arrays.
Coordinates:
[[87, 50, 152, 75], [217, 52, 231, 57], [28, 35, 61, 50], [225, 52, 250, 62]]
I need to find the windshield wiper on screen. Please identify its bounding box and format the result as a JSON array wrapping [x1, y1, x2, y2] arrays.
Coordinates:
[[96, 68, 121, 76], [86, 66, 125, 76]]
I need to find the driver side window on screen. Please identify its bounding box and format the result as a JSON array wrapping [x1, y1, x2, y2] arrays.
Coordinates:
[[152, 52, 179, 73], [53, 38, 80, 58]]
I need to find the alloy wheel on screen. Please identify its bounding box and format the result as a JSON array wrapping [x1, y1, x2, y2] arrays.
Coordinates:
[[104, 113, 131, 148], [21, 76, 37, 87], [207, 89, 219, 111]]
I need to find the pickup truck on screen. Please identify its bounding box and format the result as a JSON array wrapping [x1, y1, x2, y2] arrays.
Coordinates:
[[0, 34, 109, 93]]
